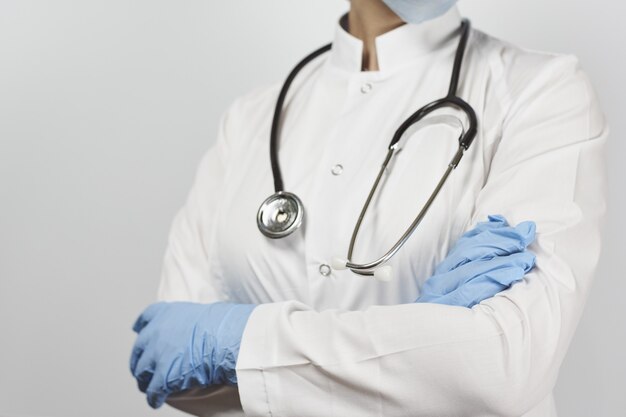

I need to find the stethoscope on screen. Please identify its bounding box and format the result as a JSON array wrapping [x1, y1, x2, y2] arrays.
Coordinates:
[[257, 19, 477, 281]]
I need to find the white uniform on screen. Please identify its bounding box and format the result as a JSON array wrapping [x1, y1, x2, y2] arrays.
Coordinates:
[[158, 6, 608, 417]]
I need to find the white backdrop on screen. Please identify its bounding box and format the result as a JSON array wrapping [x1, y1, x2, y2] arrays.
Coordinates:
[[0, 1, 623, 416]]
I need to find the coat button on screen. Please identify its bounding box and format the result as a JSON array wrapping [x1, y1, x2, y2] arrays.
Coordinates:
[[331, 164, 344, 176], [360, 82, 373, 94], [319, 264, 331, 276]]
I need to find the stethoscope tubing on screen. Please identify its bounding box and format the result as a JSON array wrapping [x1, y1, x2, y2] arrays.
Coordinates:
[[261, 18, 477, 279], [345, 146, 464, 275], [270, 43, 332, 193], [344, 20, 476, 276]]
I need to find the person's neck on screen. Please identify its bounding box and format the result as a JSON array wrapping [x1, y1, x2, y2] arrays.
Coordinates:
[[347, 0, 405, 71]]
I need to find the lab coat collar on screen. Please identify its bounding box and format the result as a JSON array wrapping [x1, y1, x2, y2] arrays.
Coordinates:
[[327, 5, 463, 74]]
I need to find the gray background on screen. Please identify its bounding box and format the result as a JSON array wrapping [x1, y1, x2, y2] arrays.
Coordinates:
[[0, 1, 623, 416]]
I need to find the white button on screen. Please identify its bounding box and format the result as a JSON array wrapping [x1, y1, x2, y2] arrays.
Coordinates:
[[319, 264, 331, 276], [360, 83, 373, 94], [331, 164, 344, 176]]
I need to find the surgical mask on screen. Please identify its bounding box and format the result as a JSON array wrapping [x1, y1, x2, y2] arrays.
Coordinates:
[[382, 0, 458, 24]]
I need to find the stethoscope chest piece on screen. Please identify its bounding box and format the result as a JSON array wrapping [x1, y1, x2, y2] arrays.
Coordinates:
[[257, 191, 304, 238]]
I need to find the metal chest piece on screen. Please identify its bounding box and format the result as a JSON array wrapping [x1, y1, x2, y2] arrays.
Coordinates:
[[257, 191, 304, 239]]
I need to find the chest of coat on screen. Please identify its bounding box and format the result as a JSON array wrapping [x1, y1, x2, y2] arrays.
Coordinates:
[[211, 64, 490, 310]]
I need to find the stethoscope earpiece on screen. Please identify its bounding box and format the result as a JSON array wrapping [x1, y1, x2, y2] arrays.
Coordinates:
[[331, 257, 348, 270], [331, 257, 393, 281], [373, 265, 393, 282]]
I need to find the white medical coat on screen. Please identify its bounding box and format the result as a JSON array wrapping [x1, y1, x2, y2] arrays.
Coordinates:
[[158, 6, 608, 417]]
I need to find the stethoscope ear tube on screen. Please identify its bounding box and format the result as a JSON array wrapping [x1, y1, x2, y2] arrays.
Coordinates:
[[341, 145, 465, 278], [339, 20, 475, 280]]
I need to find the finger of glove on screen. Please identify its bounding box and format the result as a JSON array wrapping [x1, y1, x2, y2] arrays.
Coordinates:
[[129, 322, 156, 375], [420, 251, 536, 301], [442, 251, 535, 293], [132, 357, 155, 394], [135, 367, 154, 394], [146, 368, 169, 409], [129, 344, 144, 376], [436, 220, 535, 274], [460, 214, 509, 239], [426, 264, 528, 308], [145, 355, 178, 409], [434, 220, 536, 275], [132, 337, 161, 392], [132, 302, 168, 333]]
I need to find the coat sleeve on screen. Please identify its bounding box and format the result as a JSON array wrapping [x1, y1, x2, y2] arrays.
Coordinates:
[[156, 100, 251, 416], [156, 103, 235, 303], [235, 55, 609, 417]]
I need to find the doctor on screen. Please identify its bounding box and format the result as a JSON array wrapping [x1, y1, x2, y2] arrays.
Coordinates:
[[130, 0, 608, 416]]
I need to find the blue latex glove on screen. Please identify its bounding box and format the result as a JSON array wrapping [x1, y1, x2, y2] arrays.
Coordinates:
[[130, 301, 256, 409], [416, 214, 536, 307]]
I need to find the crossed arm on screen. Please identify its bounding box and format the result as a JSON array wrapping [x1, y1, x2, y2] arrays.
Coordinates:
[[133, 55, 608, 416]]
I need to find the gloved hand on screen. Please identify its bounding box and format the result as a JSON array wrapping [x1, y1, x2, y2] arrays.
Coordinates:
[[130, 301, 256, 409], [416, 214, 536, 307]]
